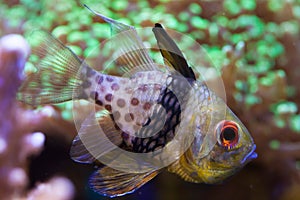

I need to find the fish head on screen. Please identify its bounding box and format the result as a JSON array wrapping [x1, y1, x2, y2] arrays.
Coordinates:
[[185, 103, 257, 184]]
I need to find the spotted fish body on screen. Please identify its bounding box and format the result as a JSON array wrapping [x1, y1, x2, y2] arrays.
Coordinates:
[[18, 5, 257, 198], [82, 69, 167, 137], [79, 63, 195, 155]]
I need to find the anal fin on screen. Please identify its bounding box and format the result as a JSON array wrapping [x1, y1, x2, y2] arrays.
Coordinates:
[[89, 166, 159, 197]]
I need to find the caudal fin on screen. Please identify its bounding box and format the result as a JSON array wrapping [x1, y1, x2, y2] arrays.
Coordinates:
[[17, 31, 88, 106]]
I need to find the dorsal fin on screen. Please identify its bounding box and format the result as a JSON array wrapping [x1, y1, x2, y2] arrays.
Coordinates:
[[89, 166, 159, 197], [84, 4, 131, 34], [152, 23, 196, 80], [84, 4, 159, 74]]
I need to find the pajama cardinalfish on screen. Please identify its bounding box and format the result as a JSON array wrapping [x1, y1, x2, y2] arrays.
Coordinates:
[[18, 6, 257, 198]]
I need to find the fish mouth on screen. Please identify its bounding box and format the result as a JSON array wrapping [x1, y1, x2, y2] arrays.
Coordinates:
[[241, 144, 257, 165]]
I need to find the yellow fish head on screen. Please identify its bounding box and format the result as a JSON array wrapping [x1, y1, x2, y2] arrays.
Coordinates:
[[195, 117, 256, 183], [169, 106, 257, 184]]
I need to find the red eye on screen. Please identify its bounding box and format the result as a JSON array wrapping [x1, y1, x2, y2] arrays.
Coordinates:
[[216, 120, 239, 149]]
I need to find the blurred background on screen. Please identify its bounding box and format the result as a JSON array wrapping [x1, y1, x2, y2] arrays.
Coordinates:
[[0, 0, 300, 199]]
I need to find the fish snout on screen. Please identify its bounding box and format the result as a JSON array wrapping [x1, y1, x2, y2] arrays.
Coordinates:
[[241, 144, 257, 165]]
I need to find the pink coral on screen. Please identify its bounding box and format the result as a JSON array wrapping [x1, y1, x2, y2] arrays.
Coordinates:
[[0, 34, 74, 200]]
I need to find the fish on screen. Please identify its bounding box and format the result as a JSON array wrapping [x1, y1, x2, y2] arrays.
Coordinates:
[[17, 5, 257, 198]]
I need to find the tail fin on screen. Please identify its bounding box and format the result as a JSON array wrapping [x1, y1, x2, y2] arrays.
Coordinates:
[[17, 31, 87, 106]]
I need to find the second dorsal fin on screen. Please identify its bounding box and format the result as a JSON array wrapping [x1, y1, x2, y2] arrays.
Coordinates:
[[84, 4, 159, 74]]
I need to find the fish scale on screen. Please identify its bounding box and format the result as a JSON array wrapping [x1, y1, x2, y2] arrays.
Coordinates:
[[83, 69, 169, 137], [82, 66, 192, 154], [132, 79, 182, 153]]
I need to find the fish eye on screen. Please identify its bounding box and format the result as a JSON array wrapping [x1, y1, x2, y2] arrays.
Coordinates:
[[216, 120, 239, 149]]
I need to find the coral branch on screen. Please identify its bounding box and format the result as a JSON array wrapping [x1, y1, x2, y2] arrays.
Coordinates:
[[0, 34, 75, 200]]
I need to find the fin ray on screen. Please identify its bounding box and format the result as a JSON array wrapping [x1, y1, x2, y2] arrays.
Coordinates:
[[152, 23, 196, 80], [18, 30, 88, 105], [89, 166, 159, 197], [84, 5, 158, 74], [70, 110, 122, 164]]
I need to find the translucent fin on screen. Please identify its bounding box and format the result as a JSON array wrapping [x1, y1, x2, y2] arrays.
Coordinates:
[[70, 135, 96, 163], [89, 166, 158, 197], [17, 30, 87, 105], [84, 4, 131, 35], [152, 23, 196, 80], [167, 150, 202, 183], [84, 5, 158, 74], [70, 110, 122, 164]]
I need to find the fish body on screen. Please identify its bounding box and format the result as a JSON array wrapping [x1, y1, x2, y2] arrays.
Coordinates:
[[82, 69, 168, 139], [18, 6, 257, 197]]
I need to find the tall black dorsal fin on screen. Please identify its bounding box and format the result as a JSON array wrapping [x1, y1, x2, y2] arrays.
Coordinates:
[[152, 23, 196, 80]]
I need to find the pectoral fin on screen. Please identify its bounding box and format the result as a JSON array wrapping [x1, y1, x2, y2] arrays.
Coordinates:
[[89, 166, 159, 197]]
